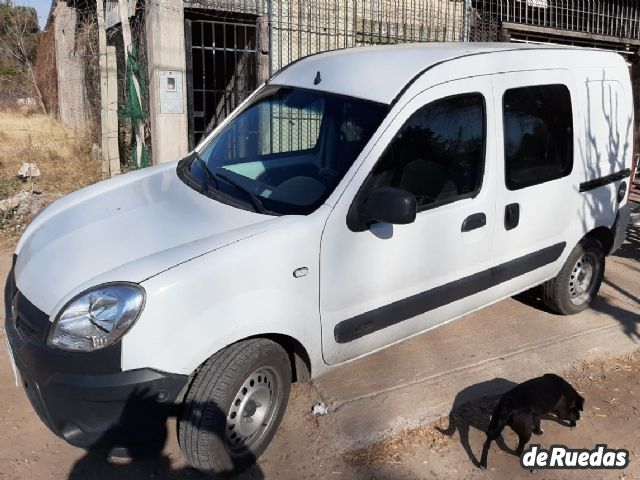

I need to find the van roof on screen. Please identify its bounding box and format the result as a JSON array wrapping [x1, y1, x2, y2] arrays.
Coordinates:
[[268, 43, 616, 104]]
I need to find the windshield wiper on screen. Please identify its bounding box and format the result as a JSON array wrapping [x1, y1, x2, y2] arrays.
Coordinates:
[[191, 152, 267, 214], [192, 151, 219, 191], [213, 170, 267, 214]]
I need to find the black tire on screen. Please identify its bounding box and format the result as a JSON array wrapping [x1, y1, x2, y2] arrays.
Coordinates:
[[178, 338, 291, 476], [542, 237, 605, 315]]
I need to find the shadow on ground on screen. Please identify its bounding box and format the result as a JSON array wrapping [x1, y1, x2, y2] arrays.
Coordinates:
[[613, 222, 639, 262], [513, 222, 640, 343], [67, 391, 265, 480], [591, 292, 640, 344], [584, 221, 639, 344], [512, 285, 560, 315], [436, 378, 517, 467]]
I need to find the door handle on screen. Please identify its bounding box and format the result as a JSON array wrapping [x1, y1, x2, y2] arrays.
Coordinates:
[[461, 212, 486, 232], [504, 203, 520, 231]]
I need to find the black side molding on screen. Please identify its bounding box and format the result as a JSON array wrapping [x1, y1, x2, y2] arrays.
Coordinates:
[[579, 169, 630, 193], [334, 242, 566, 344]]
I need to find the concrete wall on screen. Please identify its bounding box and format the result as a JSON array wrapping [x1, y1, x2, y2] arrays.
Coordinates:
[[145, 0, 189, 164], [53, 1, 88, 129]]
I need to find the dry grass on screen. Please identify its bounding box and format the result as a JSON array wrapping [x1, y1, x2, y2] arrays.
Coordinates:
[[567, 349, 640, 392], [0, 109, 102, 246], [343, 420, 453, 467]]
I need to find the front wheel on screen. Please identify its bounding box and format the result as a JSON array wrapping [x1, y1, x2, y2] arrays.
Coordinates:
[[178, 338, 291, 476], [542, 237, 605, 315]]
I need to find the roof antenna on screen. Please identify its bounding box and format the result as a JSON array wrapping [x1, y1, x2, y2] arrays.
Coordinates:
[[314, 71, 322, 85]]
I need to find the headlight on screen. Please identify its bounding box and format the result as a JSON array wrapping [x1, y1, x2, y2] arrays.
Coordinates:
[[48, 283, 145, 352]]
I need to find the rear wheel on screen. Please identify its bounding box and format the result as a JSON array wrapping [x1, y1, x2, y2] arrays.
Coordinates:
[[178, 338, 291, 476], [542, 237, 605, 315]]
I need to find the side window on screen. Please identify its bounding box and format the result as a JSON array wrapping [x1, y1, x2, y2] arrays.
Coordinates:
[[367, 94, 486, 211], [503, 84, 573, 190]]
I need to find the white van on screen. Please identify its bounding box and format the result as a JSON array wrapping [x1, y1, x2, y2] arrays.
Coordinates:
[[5, 43, 633, 474]]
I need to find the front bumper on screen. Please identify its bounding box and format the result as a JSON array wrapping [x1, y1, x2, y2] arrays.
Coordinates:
[[4, 259, 188, 451]]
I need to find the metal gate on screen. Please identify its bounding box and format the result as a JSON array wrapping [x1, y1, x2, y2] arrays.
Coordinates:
[[185, 11, 260, 148]]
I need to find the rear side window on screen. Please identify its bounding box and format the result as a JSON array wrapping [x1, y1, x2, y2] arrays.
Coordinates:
[[366, 93, 486, 211], [503, 84, 573, 190]]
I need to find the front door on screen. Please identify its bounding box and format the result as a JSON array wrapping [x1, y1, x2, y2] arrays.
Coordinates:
[[320, 77, 497, 364], [488, 70, 579, 299]]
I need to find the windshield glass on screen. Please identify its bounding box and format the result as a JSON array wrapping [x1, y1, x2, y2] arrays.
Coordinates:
[[178, 86, 388, 215]]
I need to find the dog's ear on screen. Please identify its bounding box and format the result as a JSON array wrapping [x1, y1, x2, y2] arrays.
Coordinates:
[[576, 394, 585, 411]]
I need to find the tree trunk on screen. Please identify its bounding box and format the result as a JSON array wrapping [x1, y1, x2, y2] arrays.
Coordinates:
[[27, 63, 47, 115]]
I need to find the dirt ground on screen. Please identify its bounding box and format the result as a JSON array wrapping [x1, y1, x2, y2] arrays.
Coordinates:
[[1, 237, 639, 480], [345, 351, 640, 480]]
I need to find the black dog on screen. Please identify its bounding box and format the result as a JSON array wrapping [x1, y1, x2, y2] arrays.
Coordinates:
[[479, 373, 584, 469]]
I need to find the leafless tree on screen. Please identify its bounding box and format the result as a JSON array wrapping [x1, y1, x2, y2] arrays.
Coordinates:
[[0, 6, 46, 113]]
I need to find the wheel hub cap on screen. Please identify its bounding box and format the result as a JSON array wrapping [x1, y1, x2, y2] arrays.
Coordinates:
[[226, 369, 274, 450], [569, 254, 595, 304]]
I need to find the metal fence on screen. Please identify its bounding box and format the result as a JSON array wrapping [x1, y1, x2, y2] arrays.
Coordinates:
[[471, 0, 640, 41], [186, 0, 467, 67], [183, 0, 467, 144], [268, 0, 466, 71]]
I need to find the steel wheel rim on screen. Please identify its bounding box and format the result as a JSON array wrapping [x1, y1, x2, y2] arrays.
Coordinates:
[[569, 253, 596, 305], [225, 367, 279, 453]]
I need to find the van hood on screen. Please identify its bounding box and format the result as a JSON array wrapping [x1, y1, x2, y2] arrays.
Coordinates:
[[14, 161, 288, 315]]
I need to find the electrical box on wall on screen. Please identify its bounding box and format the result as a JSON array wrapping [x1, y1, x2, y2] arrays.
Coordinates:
[[158, 70, 184, 114]]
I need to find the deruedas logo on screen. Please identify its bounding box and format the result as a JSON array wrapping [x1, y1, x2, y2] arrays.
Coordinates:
[[521, 444, 629, 469]]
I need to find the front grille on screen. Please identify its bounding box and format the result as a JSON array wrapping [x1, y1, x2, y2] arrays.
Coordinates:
[[13, 292, 50, 341], [6, 263, 51, 342]]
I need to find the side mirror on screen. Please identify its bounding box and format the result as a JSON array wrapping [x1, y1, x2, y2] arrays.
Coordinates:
[[348, 187, 417, 232]]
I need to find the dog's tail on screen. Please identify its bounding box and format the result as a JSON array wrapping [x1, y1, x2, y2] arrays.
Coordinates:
[[435, 413, 457, 436]]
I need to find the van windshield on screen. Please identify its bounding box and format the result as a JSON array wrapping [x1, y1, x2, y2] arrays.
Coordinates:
[[178, 86, 388, 215]]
